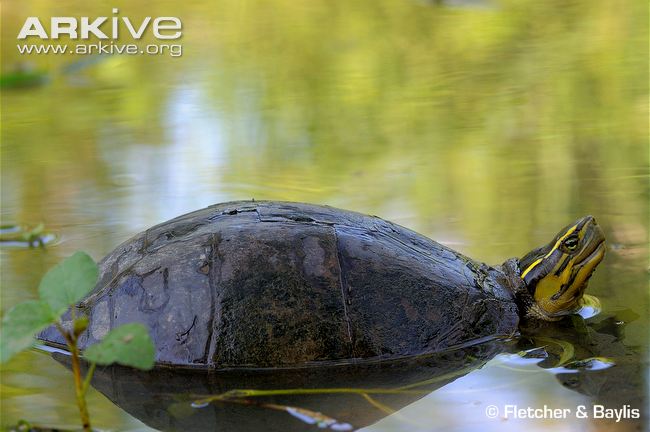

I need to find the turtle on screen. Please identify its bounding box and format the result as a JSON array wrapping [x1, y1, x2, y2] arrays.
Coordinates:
[[38, 201, 606, 369]]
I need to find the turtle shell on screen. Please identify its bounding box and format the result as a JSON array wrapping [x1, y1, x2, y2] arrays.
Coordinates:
[[39, 201, 519, 368]]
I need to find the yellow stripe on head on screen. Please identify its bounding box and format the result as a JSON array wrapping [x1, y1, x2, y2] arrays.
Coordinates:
[[517, 215, 605, 321], [520, 224, 578, 280]]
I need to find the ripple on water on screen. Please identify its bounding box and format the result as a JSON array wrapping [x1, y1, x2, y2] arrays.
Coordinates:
[[549, 357, 616, 374], [498, 347, 549, 368]]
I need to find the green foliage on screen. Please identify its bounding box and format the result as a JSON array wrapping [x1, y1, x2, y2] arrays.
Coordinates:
[[38, 251, 98, 317], [1, 251, 157, 431], [0, 69, 48, 89], [1, 251, 155, 371], [84, 323, 155, 370], [0, 301, 56, 363], [1, 252, 98, 364]]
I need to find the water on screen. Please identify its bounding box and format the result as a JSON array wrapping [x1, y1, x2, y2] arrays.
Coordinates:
[[1, 0, 647, 431]]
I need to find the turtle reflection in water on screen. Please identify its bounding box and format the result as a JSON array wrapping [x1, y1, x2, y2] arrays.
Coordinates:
[[52, 311, 643, 432], [38, 201, 607, 430]]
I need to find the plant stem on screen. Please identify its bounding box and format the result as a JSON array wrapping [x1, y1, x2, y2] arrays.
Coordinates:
[[82, 362, 97, 395], [70, 343, 92, 432], [57, 322, 92, 432], [193, 386, 428, 405]]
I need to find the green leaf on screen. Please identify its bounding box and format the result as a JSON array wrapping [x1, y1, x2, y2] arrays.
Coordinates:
[[84, 323, 155, 370], [38, 251, 98, 316], [0, 300, 57, 363]]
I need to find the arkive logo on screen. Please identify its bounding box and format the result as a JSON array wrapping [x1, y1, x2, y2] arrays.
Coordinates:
[[17, 8, 182, 40]]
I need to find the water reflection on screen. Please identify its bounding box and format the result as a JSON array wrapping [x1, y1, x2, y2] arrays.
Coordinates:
[[39, 310, 642, 431], [54, 342, 505, 431], [372, 311, 645, 432], [522, 311, 645, 412], [98, 84, 231, 227]]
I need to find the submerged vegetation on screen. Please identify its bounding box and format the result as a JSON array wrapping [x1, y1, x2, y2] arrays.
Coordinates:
[[0, 224, 55, 248], [0, 252, 155, 432]]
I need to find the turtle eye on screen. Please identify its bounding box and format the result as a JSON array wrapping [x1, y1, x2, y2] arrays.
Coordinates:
[[563, 235, 579, 251]]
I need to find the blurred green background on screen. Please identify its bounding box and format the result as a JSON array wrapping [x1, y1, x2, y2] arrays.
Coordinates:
[[1, 0, 647, 431]]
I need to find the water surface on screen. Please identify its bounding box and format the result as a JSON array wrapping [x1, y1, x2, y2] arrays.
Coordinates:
[[1, 0, 647, 431]]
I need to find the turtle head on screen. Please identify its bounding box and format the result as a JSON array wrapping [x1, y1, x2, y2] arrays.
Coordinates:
[[517, 215, 605, 321]]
